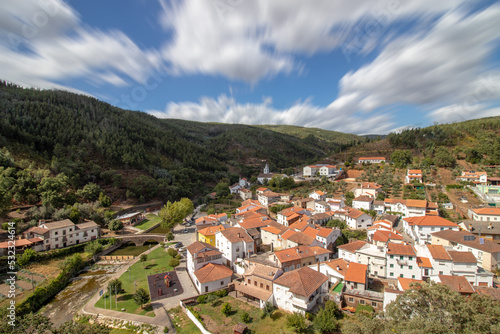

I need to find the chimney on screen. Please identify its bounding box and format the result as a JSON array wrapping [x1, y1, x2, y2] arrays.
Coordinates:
[[469, 223, 473, 230], [488, 223, 493, 229], [317, 261, 320, 272], [296, 248, 300, 254], [238, 233, 241, 238], [337, 265, 340, 271]]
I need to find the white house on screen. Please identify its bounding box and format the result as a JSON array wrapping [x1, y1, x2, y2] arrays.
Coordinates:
[[193, 263, 233, 294], [39, 219, 100, 250], [315, 227, 341, 251], [358, 157, 386, 164], [303, 164, 337, 177], [277, 207, 309, 226], [386, 242, 421, 280], [352, 195, 373, 211], [215, 227, 255, 269], [308, 258, 348, 287], [258, 191, 281, 207], [239, 188, 252, 200], [309, 190, 326, 201], [338, 240, 368, 263], [353, 182, 382, 198], [405, 169, 423, 184], [335, 207, 372, 229], [459, 171, 488, 184], [326, 198, 345, 211], [260, 225, 288, 250], [186, 241, 224, 281], [468, 208, 500, 222], [355, 243, 388, 278], [319, 165, 337, 176], [403, 216, 459, 244], [314, 201, 330, 213], [273, 267, 328, 314]]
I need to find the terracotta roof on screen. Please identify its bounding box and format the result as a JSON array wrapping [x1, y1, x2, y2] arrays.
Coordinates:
[[219, 227, 253, 243], [247, 263, 281, 280], [317, 227, 335, 238], [274, 267, 328, 297], [353, 195, 374, 202], [431, 230, 500, 253], [447, 251, 477, 263], [240, 188, 251, 193], [372, 230, 403, 243], [417, 256, 433, 268], [344, 262, 367, 284], [42, 219, 74, 230], [404, 216, 457, 227], [239, 218, 270, 230], [461, 220, 500, 235], [289, 220, 311, 232], [261, 226, 286, 236], [314, 190, 325, 196], [23, 226, 50, 236], [196, 249, 222, 259], [360, 182, 382, 189], [235, 281, 273, 301], [309, 246, 331, 255], [471, 208, 500, 216], [438, 275, 475, 294], [186, 241, 217, 254], [27, 237, 43, 243], [406, 199, 427, 208], [427, 244, 452, 261], [398, 277, 425, 291], [198, 225, 226, 236], [286, 231, 317, 246], [345, 208, 365, 219], [358, 157, 386, 160], [274, 246, 329, 263], [474, 287, 500, 300], [302, 226, 319, 239], [194, 263, 233, 283], [324, 258, 349, 276], [0, 239, 33, 248], [408, 169, 422, 174], [337, 240, 367, 253], [387, 242, 416, 256], [75, 221, 98, 230], [267, 221, 290, 233], [257, 187, 268, 192]]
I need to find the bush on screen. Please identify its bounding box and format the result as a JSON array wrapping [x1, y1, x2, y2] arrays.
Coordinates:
[[286, 312, 308, 333], [140, 254, 148, 262], [197, 295, 207, 304], [169, 258, 180, 268], [241, 311, 250, 323], [18, 248, 37, 267], [133, 288, 150, 308], [84, 240, 103, 255], [167, 248, 178, 257], [108, 219, 123, 231], [214, 289, 228, 297], [261, 302, 275, 319], [221, 302, 232, 316]]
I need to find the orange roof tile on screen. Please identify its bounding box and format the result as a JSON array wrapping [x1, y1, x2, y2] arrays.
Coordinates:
[[344, 262, 367, 284], [186, 241, 217, 255], [471, 208, 500, 216], [387, 242, 416, 256], [261, 226, 285, 235], [317, 227, 335, 238], [417, 256, 433, 268], [324, 258, 349, 276], [438, 275, 475, 294], [404, 216, 458, 227], [274, 267, 328, 297], [427, 244, 452, 261], [219, 227, 253, 243], [194, 263, 233, 283], [198, 225, 226, 236], [372, 230, 403, 243], [447, 251, 477, 263], [302, 226, 319, 238], [405, 199, 427, 208], [337, 240, 367, 253], [398, 277, 425, 291], [408, 169, 422, 174]]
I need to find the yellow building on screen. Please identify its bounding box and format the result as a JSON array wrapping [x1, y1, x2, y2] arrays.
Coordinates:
[[197, 225, 226, 246]]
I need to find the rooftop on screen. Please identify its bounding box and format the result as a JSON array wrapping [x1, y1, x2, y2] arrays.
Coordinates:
[[431, 230, 500, 253], [194, 263, 233, 283], [344, 262, 367, 284], [274, 267, 328, 297]]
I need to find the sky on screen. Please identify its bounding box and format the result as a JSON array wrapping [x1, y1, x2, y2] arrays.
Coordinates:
[[1, 0, 500, 135]]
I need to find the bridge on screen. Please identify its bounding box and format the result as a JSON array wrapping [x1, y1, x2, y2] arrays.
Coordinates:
[[107, 234, 168, 247]]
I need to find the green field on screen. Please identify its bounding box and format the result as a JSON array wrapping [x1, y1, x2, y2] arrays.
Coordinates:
[[134, 214, 162, 231], [170, 306, 202, 334], [95, 246, 175, 317]]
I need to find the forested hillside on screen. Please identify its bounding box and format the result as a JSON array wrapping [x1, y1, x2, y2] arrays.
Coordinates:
[[0, 81, 333, 203]]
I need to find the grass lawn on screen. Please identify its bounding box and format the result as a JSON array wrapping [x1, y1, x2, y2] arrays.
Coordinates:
[[94, 246, 175, 317], [192, 296, 293, 334], [109, 329, 137, 334], [169, 306, 202, 334], [134, 214, 162, 231]]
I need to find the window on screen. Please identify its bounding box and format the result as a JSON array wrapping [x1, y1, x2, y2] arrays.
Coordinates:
[[372, 302, 377, 307], [221, 281, 224, 286], [248, 279, 251, 284], [260, 283, 263, 288], [400, 265, 404, 269], [439, 271, 443, 275], [266, 285, 270, 291], [409, 257, 413, 261], [390, 255, 393, 259], [390, 264, 394, 268], [348, 297, 354, 302], [359, 300, 365, 305], [412, 275, 415, 279], [400, 274, 404, 278], [409, 266, 413, 270], [400, 256, 404, 260], [390, 272, 394, 277], [55, 231, 58, 235], [254, 281, 257, 286], [236, 247, 240, 252]]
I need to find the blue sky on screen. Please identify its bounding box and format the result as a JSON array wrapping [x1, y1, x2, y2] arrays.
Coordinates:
[[1, 0, 500, 134]]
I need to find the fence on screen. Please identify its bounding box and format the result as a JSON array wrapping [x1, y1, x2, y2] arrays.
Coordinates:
[[179, 300, 212, 334], [99, 255, 135, 261]]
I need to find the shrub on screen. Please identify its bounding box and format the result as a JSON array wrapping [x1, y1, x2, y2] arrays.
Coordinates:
[[197, 295, 207, 304], [286, 312, 308, 333], [261, 301, 275, 319], [167, 248, 178, 257], [133, 288, 150, 309], [169, 258, 180, 268], [18, 248, 37, 267], [84, 240, 103, 255], [221, 302, 232, 316], [108, 219, 123, 231], [214, 289, 228, 297], [241, 311, 250, 323]]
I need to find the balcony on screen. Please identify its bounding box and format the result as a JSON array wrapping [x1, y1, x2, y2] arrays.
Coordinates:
[[397, 260, 408, 266]]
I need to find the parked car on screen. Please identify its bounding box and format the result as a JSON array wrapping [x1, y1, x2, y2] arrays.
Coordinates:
[[179, 246, 187, 252], [182, 229, 188, 233], [174, 242, 183, 248]]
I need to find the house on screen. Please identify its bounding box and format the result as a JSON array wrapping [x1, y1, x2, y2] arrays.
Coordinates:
[[357, 157, 386, 164], [256, 187, 269, 194], [39, 220, 99, 250], [373, 201, 385, 215], [383, 277, 425, 310], [459, 171, 488, 185], [235, 263, 283, 308], [196, 213, 228, 229], [353, 182, 382, 198], [459, 220, 500, 243], [314, 201, 330, 213], [334, 207, 372, 229], [186, 241, 224, 281], [342, 262, 384, 312], [405, 169, 423, 184], [344, 262, 368, 290], [308, 258, 349, 288], [115, 212, 145, 225], [468, 208, 500, 222], [257, 163, 274, 184], [384, 199, 439, 217], [215, 227, 255, 269], [367, 219, 401, 243], [273, 246, 331, 271], [352, 195, 373, 211], [386, 242, 421, 280], [402, 216, 459, 244], [239, 188, 253, 200], [257, 191, 281, 207], [280, 230, 323, 248], [326, 198, 345, 211], [239, 178, 249, 187], [338, 240, 368, 263], [260, 224, 289, 250], [197, 225, 226, 246], [0, 238, 44, 256], [431, 229, 500, 272], [355, 243, 388, 278], [230, 183, 242, 194], [276, 207, 310, 227], [315, 227, 341, 251], [193, 263, 233, 294], [425, 244, 453, 277], [372, 230, 403, 247], [309, 190, 326, 201], [273, 267, 328, 314], [435, 275, 475, 295], [303, 164, 337, 177], [294, 198, 315, 210]]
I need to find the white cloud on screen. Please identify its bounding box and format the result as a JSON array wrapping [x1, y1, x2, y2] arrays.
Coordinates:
[[160, 0, 466, 82], [148, 94, 396, 134], [332, 5, 500, 119], [0, 0, 163, 90]]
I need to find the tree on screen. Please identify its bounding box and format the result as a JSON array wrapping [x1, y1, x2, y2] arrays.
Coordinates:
[[160, 198, 194, 231], [261, 301, 275, 318], [434, 147, 457, 168], [241, 311, 250, 323], [166, 232, 174, 241], [169, 257, 180, 268], [18, 248, 37, 267], [214, 181, 230, 199], [286, 312, 308, 333], [327, 219, 347, 229], [108, 219, 123, 231], [108, 278, 122, 294], [314, 301, 341, 333], [84, 240, 103, 255], [140, 253, 148, 267], [221, 302, 232, 316], [77, 183, 102, 202], [345, 191, 355, 206], [133, 288, 150, 309], [99, 192, 112, 207], [391, 150, 412, 168]]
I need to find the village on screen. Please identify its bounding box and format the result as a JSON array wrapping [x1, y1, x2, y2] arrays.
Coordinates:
[[2, 159, 500, 333]]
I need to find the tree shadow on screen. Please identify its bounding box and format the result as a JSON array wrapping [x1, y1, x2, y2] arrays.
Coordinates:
[[144, 264, 157, 269]]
